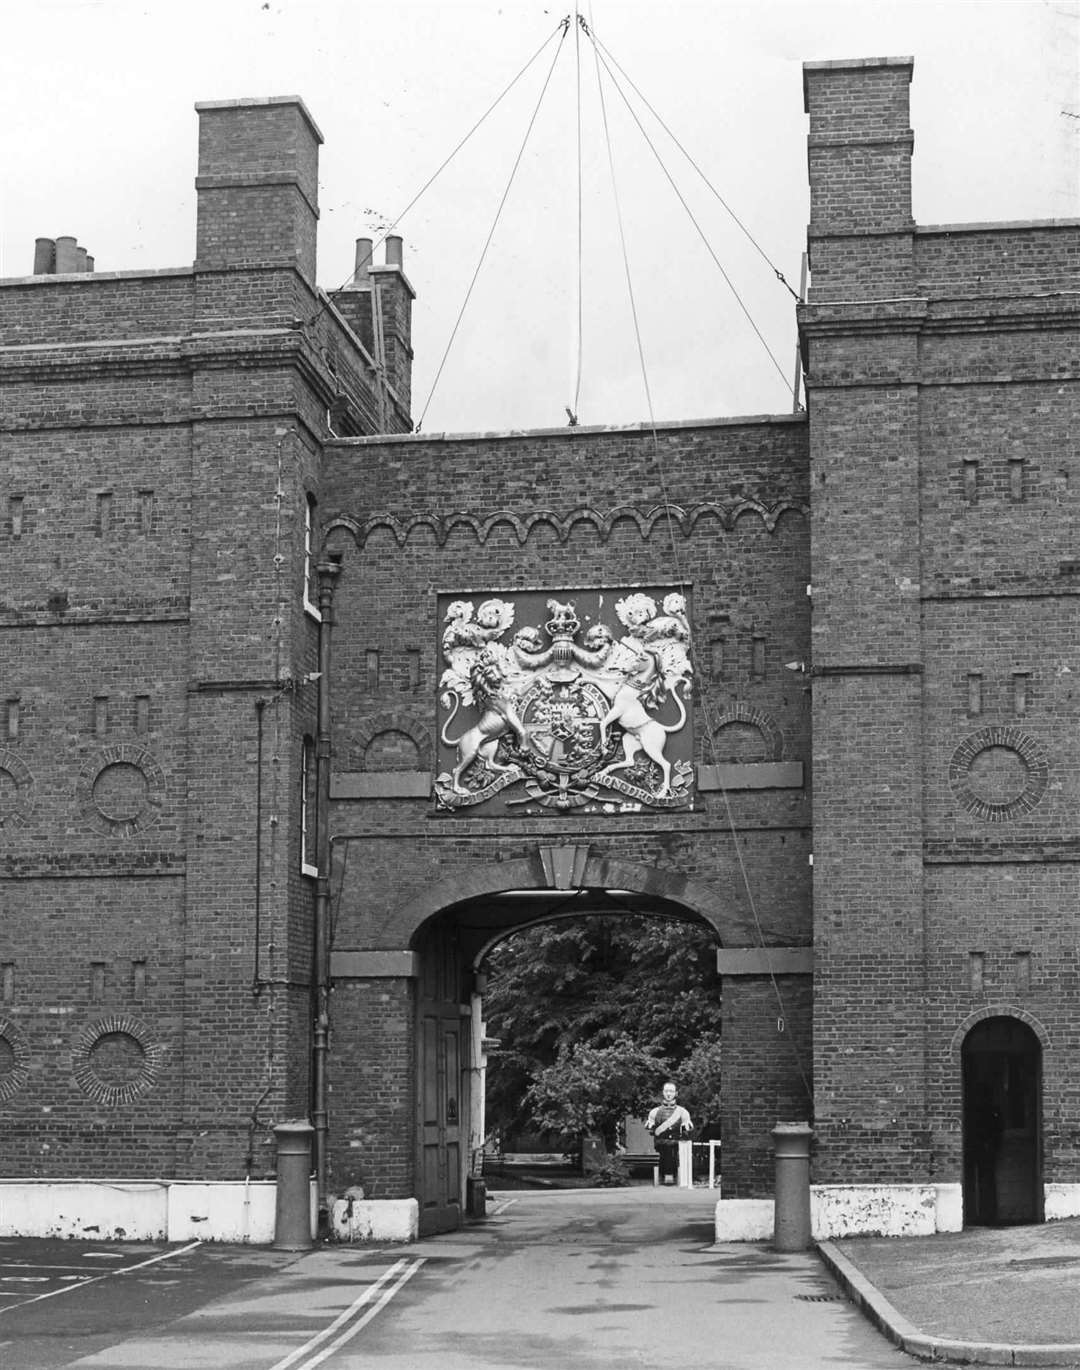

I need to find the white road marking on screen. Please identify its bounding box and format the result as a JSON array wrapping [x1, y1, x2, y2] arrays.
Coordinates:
[[113, 1242, 202, 1275], [0, 1240, 202, 1316], [266, 1257, 425, 1370], [489, 1196, 518, 1215], [0, 1264, 101, 1272]]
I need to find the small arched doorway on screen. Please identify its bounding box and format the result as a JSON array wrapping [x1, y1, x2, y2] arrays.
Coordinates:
[[962, 1016, 1042, 1226]]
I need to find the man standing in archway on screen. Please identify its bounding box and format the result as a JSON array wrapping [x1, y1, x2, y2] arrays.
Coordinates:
[[646, 1082, 693, 1186]]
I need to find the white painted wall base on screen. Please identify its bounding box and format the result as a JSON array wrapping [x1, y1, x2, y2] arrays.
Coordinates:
[[713, 1198, 774, 1242], [329, 1196, 419, 1243], [1045, 1183, 1080, 1220], [714, 1184, 965, 1243], [0, 1178, 290, 1244]]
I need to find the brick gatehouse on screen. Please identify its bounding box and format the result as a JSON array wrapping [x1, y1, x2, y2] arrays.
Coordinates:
[[1, 58, 1077, 1241]]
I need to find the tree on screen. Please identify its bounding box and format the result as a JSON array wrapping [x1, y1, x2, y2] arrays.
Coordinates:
[[483, 914, 722, 1146], [524, 1035, 669, 1153]]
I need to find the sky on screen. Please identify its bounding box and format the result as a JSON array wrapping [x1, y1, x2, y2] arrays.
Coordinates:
[[1, 0, 1077, 434]]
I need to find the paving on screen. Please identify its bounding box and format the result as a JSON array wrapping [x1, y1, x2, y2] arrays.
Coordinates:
[[820, 1215, 1080, 1366], [1, 1192, 1079, 1366]]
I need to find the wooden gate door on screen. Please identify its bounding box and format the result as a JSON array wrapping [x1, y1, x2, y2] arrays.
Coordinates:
[[416, 919, 468, 1236]]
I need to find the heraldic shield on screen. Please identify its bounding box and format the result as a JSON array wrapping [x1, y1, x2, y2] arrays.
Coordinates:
[[434, 588, 695, 814]]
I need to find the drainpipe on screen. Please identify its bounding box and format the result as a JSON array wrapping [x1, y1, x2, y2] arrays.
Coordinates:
[[312, 552, 343, 1223]]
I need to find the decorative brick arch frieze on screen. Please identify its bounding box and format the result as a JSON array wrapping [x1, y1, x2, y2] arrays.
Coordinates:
[[0, 1017, 30, 1103], [710, 705, 784, 762], [349, 712, 432, 771], [325, 498, 808, 551], [949, 1005, 1052, 1059], [397, 850, 739, 949]]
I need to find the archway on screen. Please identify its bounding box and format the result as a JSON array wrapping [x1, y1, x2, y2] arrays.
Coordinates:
[[409, 876, 724, 1236], [962, 1015, 1043, 1226]]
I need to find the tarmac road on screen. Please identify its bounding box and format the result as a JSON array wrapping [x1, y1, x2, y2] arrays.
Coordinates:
[[0, 1189, 909, 1370]]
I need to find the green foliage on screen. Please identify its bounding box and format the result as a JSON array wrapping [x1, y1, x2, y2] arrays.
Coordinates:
[[590, 1158, 631, 1188], [484, 915, 723, 1145], [525, 1034, 670, 1151], [674, 1033, 724, 1136]]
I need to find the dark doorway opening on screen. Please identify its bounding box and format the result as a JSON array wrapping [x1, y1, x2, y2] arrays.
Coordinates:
[[962, 1016, 1042, 1227]]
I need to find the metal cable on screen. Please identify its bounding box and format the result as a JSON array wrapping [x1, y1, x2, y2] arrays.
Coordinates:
[[585, 12, 812, 1104], [416, 20, 570, 430], [309, 19, 570, 325], [570, 3, 584, 424], [586, 25, 795, 401], [590, 27, 802, 303]]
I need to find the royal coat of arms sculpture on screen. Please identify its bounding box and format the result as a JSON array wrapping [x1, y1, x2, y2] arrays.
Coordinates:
[[434, 589, 694, 813]]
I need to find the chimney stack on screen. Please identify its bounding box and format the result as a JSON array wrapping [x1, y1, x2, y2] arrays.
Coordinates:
[[194, 95, 323, 285]]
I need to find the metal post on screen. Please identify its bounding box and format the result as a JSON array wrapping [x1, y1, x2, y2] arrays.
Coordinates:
[[311, 554, 342, 1227], [772, 1121, 813, 1251], [274, 1120, 315, 1250]]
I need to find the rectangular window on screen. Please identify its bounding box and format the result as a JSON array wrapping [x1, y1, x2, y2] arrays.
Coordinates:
[[95, 491, 113, 537], [1015, 951, 1032, 994], [962, 459, 979, 504], [5, 698, 19, 741], [967, 673, 983, 717], [303, 493, 321, 620], [300, 735, 318, 877], [1012, 672, 1029, 717], [1, 963, 13, 1003], [132, 960, 147, 1000], [1008, 458, 1025, 503], [8, 496, 24, 537], [90, 962, 106, 1000], [751, 635, 766, 681], [93, 696, 109, 736], [138, 489, 155, 534], [135, 695, 151, 733]]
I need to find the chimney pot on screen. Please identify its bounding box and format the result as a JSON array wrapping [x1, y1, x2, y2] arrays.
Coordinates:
[[385, 235, 403, 268], [353, 237, 373, 282], [86, 254, 95, 272], [75, 247, 89, 272], [33, 238, 56, 274], [54, 236, 79, 273]]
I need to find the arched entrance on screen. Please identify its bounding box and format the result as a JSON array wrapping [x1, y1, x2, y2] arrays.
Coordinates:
[[410, 871, 726, 1237], [962, 1015, 1043, 1226]]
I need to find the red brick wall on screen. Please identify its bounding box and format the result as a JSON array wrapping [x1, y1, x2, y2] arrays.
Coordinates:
[[320, 417, 813, 1197], [801, 55, 1080, 1200]]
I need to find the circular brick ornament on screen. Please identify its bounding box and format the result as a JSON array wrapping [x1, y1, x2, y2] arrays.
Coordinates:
[[949, 727, 1049, 822], [73, 1016, 164, 1105], [0, 1018, 30, 1102], [76, 745, 165, 837], [0, 749, 35, 830]]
